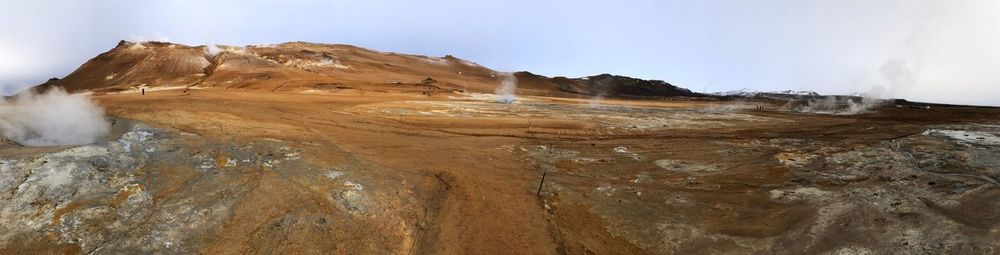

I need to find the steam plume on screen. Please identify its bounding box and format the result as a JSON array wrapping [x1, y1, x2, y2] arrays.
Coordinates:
[[588, 76, 612, 108], [793, 96, 883, 115], [0, 87, 110, 146], [205, 44, 220, 57], [795, 58, 913, 115], [495, 72, 517, 103]]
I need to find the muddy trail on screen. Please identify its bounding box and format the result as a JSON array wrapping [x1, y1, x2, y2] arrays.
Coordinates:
[[2, 89, 999, 254]]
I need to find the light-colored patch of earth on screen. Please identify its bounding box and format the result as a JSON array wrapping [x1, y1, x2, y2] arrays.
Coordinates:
[[775, 151, 819, 167], [654, 159, 726, 172], [923, 129, 1000, 146]]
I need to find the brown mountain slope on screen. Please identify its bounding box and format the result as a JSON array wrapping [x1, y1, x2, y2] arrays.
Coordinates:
[[52, 41, 210, 92], [46, 41, 703, 98]]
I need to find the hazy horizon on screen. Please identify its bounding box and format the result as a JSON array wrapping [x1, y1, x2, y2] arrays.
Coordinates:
[[2, 0, 998, 106]]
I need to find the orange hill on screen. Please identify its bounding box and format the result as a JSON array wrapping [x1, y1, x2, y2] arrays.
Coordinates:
[[41, 41, 702, 99]]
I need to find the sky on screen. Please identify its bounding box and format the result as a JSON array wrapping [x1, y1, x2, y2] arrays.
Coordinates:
[[1, 0, 998, 106]]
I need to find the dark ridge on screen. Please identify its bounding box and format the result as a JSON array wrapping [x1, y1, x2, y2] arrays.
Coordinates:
[[511, 71, 705, 99]]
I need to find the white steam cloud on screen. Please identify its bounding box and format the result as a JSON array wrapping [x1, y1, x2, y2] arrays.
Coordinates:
[[875, 59, 916, 98], [588, 78, 609, 108], [796, 58, 914, 115], [495, 72, 517, 103], [0, 88, 110, 146], [205, 44, 220, 57], [793, 96, 883, 115]]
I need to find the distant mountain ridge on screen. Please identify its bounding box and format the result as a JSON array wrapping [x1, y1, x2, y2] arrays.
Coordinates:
[[29, 40, 704, 99], [712, 88, 821, 98]]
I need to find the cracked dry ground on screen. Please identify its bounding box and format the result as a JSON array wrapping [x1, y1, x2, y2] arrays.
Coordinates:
[[2, 89, 999, 254]]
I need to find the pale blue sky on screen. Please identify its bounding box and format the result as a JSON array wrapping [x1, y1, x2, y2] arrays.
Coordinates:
[[2, 0, 998, 106]]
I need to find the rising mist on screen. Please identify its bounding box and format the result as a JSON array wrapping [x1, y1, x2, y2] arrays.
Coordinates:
[[0, 87, 110, 146]]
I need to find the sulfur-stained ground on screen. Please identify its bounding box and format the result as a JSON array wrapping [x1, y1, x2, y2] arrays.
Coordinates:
[[2, 88, 999, 254]]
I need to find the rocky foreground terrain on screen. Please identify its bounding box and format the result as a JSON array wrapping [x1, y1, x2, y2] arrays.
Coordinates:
[[1, 41, 999, 254]]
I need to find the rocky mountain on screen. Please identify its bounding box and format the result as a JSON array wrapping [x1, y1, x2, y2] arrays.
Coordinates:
[[41, 41, 703, 99]]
